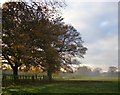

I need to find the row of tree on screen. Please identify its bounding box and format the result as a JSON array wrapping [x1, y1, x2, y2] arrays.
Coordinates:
[[2, 1, 87, 81], [60, 66, 119, 78]]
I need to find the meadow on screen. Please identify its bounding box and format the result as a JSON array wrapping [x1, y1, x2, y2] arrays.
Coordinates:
[[2, 77, 120, 95]]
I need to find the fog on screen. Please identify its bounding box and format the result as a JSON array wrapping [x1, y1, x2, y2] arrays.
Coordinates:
[[59, 66, 119, 78]]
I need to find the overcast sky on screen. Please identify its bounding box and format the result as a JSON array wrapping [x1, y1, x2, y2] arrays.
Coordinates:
[[61, 0, 118, 71]]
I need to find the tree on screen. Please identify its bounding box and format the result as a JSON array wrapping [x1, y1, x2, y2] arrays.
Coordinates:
[[92, 67, 102, 77], [75, 66, 92, 77], [107, 66, 118, 77], [2, 2, 26, 80], [2, 1, 66, 80], [108, 66, 117, 73], [2, 1, 87, 81], [2, 2, 52, 80], [56, 25, 87, 71], [33, 20, 88, 80]]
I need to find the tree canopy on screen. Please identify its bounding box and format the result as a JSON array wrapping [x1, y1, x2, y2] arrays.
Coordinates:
[[2, 1, 87, 80]]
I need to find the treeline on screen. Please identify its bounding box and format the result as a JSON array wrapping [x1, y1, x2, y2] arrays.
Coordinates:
[[60, 66, 119, 78]]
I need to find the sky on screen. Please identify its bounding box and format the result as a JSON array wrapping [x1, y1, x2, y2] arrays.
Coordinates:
[[0, 0, 119, 71], [61, 0, 118, 71]]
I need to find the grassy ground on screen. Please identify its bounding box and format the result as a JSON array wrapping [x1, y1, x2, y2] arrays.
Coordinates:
[[2, 78, 120, 95], [54, 77, 119, 81]]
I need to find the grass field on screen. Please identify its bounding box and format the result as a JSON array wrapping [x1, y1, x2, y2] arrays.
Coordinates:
[[54, 77, 119, 81], [2, 77, 120, 95]]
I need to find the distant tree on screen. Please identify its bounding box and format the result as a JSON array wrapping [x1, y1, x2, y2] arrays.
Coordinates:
[[92, 67, 102, 77], [75, 66, 91, 77], [108, 66, 117, 73], [107, 66, 118, 77]]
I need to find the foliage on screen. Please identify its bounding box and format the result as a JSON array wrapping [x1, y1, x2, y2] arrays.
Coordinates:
[[2, 1, 87, 80], [2, 2, 63, 79]]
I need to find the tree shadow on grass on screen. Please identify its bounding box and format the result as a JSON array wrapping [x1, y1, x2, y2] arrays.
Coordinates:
[[2, 81, 119, 95]]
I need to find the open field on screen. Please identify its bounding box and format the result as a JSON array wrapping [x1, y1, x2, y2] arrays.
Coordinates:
[[2, 78, 120, 95], [54, 77, 119, 81]]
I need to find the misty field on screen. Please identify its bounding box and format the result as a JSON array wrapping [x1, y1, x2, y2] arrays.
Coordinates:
[[2, 78, 120, 95]]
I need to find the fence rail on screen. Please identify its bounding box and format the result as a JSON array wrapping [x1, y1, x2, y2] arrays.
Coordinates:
[[2, 74, 47, 81]]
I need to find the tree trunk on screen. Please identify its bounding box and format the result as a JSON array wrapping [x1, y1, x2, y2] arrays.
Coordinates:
[[47, 70, 52, 81], [13, 66, 18, 81]]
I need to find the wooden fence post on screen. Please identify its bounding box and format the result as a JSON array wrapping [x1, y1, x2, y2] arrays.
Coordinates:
[[32, 75, 34, 81], [2, 74, 6, 81]]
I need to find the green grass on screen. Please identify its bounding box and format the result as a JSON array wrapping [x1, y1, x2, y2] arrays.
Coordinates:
[[54, 77, 119, 81], [2, 78, 120, 95]]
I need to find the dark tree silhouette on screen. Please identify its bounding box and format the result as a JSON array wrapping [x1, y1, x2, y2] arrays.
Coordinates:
[[2, 1, 87, 81]]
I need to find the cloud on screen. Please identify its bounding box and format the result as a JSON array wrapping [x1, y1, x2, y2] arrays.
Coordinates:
[[62, 2, 117, 42], [82, 34, 118, 71], [61, 1, 118, 71], [84, 35, 118, 63]]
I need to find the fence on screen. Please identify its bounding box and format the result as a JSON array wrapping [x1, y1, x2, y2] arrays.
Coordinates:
[[2, 74, 48, 81]]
